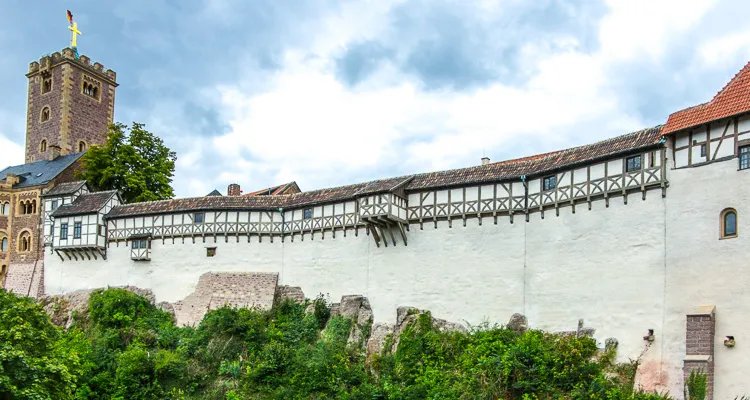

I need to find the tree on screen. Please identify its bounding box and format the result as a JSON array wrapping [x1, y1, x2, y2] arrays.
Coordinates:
[[79, 122, 177, 203], [0, 289, 82, 399]]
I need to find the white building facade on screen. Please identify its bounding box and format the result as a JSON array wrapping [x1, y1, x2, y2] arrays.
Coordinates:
[[39, 64, 750, 398]]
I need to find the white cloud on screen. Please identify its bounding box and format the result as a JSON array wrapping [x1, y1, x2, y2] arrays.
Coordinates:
[[0, 133, 23, 168], [698, 30, 750, 67]]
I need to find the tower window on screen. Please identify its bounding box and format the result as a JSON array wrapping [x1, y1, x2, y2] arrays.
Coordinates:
[[40, 107, 50, 122], [0, 234, 7, 252], [543, 175, 556, 191], [18, 231, 32, 253], [740, 146, 750, 170], [82, 82, 100, 100], [79, 141, 86, 152], [1, 202, 9, 215], [42, 77, 52, 94], [626, 155, 642, 172], [721, 208, 738, 239], [40, 140, 47, 152]]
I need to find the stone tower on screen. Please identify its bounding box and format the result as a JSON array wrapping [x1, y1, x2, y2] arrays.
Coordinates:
[[24, 47, 117, 163]]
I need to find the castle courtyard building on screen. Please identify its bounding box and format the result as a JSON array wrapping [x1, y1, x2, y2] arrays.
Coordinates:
[[3, 44, 750, 399]]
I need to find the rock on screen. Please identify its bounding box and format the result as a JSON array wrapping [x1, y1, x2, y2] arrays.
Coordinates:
[[366, 323, 395, 362], [433, 317, 468, 333], [339, 295, 366, 319], [507, 313, 528, 333], [40, 286, 156, 329], [157, 301, 176, 320], [396, 306, 419, 326]]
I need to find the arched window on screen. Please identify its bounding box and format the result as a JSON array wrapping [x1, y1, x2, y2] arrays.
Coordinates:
[[31, 200, 37, 214], [79, 141, 86, 152], [1, 202, 8, 215], [40, 106, 50, 122], [0, 233, 7, 252], [721, 208, 738, 239], [92, 86, 98, 98], [40, 139, 47, 152], [18, 231, 31, 253]]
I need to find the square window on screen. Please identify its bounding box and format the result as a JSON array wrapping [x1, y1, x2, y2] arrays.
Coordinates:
[[740, 146, 750, 170], [73, 222, 81, 239], [140, 239, 148, 249], [304, 208, 312, 219], [700, 144, 707, 158], [194, 213, 204, 224], [543, 175, 556, 191], [626, 155, 642, 172], [132, 240, 140, 249], [206, 247, 217, 257], [51, 200, 58, 210], [60, 223, 68, 240]]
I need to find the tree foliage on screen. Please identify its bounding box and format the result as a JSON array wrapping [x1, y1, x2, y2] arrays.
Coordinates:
[[79, 122, 176, 203], [2, 288, 677, 400]]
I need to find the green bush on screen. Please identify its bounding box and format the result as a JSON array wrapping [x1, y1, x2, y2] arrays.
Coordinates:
[[2, 288, 678, 399]]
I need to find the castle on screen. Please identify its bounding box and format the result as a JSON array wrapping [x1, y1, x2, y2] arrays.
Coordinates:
[[2, 44, 750, 399]]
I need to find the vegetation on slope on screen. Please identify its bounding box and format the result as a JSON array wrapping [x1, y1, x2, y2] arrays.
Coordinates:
[[1, 288, 675, 399]]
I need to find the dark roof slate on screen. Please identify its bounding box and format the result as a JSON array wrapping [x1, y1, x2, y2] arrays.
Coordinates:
[[52, 190, 118, 217], [206, 189, 222, 196], [105, 126, 664, 219], [0, 153, 84, 189], [42, 181, 87, 197]]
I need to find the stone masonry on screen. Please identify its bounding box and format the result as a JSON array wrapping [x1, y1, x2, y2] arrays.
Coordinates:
[[683, 306, 715, 400], [172, 272, 279, 326]]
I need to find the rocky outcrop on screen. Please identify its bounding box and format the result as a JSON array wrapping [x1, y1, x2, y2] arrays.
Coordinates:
[[275, 285, 305, 304], [40, 286, 156, 329]]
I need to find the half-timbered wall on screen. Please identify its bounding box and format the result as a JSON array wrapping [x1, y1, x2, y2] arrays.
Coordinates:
[[53, 214, 104, 248], [42, 185, 88, 246], [673, 114, 750, 169]]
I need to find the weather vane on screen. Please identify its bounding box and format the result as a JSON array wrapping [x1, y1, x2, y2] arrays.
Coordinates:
[[66, 10, 81, 58]]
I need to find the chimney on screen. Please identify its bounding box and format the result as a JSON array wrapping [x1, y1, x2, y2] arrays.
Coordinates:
[[227, 183, 241, 196], [48, 145, 61, 161], [481, 156, 490, 165]]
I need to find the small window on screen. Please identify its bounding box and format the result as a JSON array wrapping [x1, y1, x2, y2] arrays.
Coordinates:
[[40, 140, 47, 152], [740, 146, 750, 170], [132, 240, 140, 249], [40, 107, 50, 122], [649, 151, 656, 168], [83, 82, 100, 100], [194, 213, 204, 224], [18, 231, 31, 252], [79, 141, 86, 152], [626, 155, 642, 172], [130, 238, 151, 261], [51, 200, 58, 210], [98, 225, 105, 236], [206, 247, 217, 257], [60, 223, 68, 240], [721, 208, 738, 239], [543, 175, 556, 191], [73, 222, 82, 239], [700, 144, 707, 158], [303, 208, 312, 219], [1, 202, 8, 215], [42, 78, 52, 94], [0, 237, 7, 252]]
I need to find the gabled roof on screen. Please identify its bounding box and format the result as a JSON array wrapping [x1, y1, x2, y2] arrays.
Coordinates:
[[104, 125, 663, 219], [245, 182, 301, 196], [205, 189, 222, 197], [42, 181, 88, 197], [0, 153, 84, 189], [664, 61, 750, 134], [52, 190, 118, 218]]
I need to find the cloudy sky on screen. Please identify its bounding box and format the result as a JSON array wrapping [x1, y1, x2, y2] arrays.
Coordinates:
[[2, 1, 750, 197]]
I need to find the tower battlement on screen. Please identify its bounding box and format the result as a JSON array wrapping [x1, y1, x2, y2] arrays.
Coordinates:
[[27, 47, 116, 83]]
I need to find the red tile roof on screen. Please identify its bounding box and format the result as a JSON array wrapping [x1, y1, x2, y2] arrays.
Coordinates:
[[105, 126, 663, 219], [244, 182, 301, 196], [664, 62, 750, 134]]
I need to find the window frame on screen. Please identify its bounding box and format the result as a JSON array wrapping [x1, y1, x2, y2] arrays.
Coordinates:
[[700, 143, 707, 158], [73, 222, 82, 239], [40, 106, 51, 123], [60, 223, 68, 240], [0, 236, 7, 252], [303, 208, 313, 219], [206, 247, 217, 257], [721, 208, 738, 239], [739, 145, 750, 170], [193, 212, 205, 224], [542, 175, 556, 191], [625, 155, 642, 172], [51, 200, 58, 210]]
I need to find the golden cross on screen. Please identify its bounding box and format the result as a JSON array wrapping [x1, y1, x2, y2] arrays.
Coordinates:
[[68, 22, 82, 48]]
